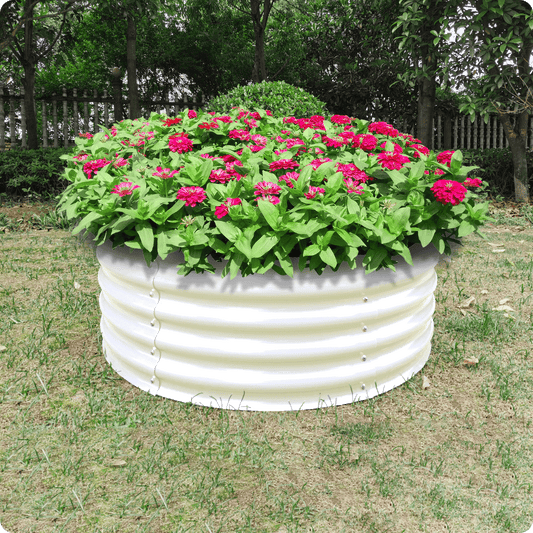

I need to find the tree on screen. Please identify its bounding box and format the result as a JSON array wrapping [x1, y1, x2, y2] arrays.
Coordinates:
[[0, 0, 87, 148], [393, 0, 456, 148], [454, 0, 533, 203]]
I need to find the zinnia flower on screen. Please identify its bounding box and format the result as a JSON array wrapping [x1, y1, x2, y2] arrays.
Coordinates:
[[153, 167, 179, 179], [431, 180, 467, 205], [269, 159, 299, 171], [353, 134, 378, 151], [169, 134, 193, 153], [437, 150, 455, 167], [304, 186, 325, 199], [83, 158, 112, 179], [464, 177, 482, 187], [330, 114, 351, 124], [162, 117, 182, 127], [111, 181, 139, 197], [188, 110, 197, 119], [377, 152, 410, 170], [214, 197, 242, 219], [209, 169, 233, 184], [254, 182, 282, 196], [176, 186, 207, 207]]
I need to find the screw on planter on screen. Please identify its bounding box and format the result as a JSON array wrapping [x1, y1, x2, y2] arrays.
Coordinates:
[[150, 347, 156, 355], [363, 297, 368, 302], [361, 384, 366, 390], [150, 376, 155, 384], [150, 319, 156, 327], [362, 355, 367, 361], [362, 325, 368, 332], [149, 290, 154, 297]]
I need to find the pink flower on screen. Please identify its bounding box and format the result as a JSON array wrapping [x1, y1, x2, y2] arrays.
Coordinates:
[[464, 177, 482, 187], [309, 158, 332, 170], [169, 134, 193, 153], [83, 158, 112, 179], [380, 142, 403, 153], [214, 197, 242, 219], [198, 121, 219, 130], [176, 186, 207, 207], [269, 159, 299, 171], [254, 181, 282, 196], [256, 194, 280, 205], [79, 132, 93, 139], [244, 118, 258, 129], [209, 169, 233, 184], [353, 134, 378, 151], [344, 178, 365, 194], [278, 172, 299, 188], [322, 135, 343, 148], [188, 110, 197, 119], [111, 181, 140, 197], [336, 163, 371, 183], [229, 129, 251, 141], [74, 153, 89, 163], [431, 180, 467, 205], [377, 152, 410, 170], [153, 166, 179, 179], [215, 115, 232, 123], [409, 143, 430, 157], [437, 150, 455, 167], [113, 157, 130, 169], [368, 122, 399, 137], [330, 114, 351, 124], [304, 186, 325, 199], [162, 117, 182, 127], [251, 134, 268, 146]]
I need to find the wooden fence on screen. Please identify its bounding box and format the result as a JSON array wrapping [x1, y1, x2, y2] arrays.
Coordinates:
[[1, 85, 532, 151], [0, 86, 206, 150]]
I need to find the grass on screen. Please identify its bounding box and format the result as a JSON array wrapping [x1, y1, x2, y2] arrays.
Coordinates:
[[0, 198, 532, 532]]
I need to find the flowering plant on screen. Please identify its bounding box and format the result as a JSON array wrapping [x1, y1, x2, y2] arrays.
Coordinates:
[[57, 108, 490, 278]]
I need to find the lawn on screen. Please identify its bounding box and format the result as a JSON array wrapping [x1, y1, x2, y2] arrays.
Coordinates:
[[0, 199, 532, 533]]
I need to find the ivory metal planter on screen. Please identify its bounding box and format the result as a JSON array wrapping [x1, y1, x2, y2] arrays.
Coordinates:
[[97, 242, 441, 411]]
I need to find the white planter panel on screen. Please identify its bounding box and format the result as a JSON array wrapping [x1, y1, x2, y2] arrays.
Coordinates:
[[97, 242, 441, 410]]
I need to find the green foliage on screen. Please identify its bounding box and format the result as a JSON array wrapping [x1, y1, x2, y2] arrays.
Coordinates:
[[462, 148, 533, 199], [56, 109, 490, 278], [206, 81, 328, 118], [0, 148, 71, 196]]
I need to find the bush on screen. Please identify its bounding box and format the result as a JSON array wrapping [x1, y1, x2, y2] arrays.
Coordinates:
[[461, 148, 533, 200], [206, 81, 329, 118], [0, 147, 72, 197]]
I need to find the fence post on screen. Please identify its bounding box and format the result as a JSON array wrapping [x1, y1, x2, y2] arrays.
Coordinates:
[[479, 118, 484, 149], [466, 116, 471, 149], [94, 89, 99, 133], [0, 85, 5, 151], [73, 88, 78, 140], [52, 92, 58, 148], [103, 89, 109, 128], [41, 87, 48, 148], [63, 87, 68, 147], [473, 115, 478, 149], [83, 89, 89, 132], [9, 88, 17, 148], [20, 87, 27, 148], [436, 114, 441, 150]]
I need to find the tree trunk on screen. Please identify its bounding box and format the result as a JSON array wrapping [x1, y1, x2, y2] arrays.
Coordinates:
[[417, 73, 436, 149], [443, 115, 452, 150], [22, 0, 38, 149], [250, 0, 273, 83], [126, 12, 141, 119], [500, 112, 530, 203]]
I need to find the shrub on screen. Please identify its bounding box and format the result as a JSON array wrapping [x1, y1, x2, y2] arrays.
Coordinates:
[[206, 81, 329, 118]]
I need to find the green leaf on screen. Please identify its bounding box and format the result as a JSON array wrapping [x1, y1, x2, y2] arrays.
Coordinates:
[[234, 235, 253, 260], [449, 150, 463, 174], [303, 244, 320, 256], [457, 220, 476, 238], [257, 198, 280, 230], [71, 211, 104, 236], [215, 220, 242, 242], [418, 228, 436, 247], [135, 222, 155, 252], [407, 190, 425, 207], [251, 233, 279, 258], [320, 247, 337, 268], [324, 172, 343, 195]]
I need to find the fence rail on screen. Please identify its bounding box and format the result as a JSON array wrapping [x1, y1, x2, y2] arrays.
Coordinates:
[[0, 86, 206, 150], [1, 85, 532, 152]]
